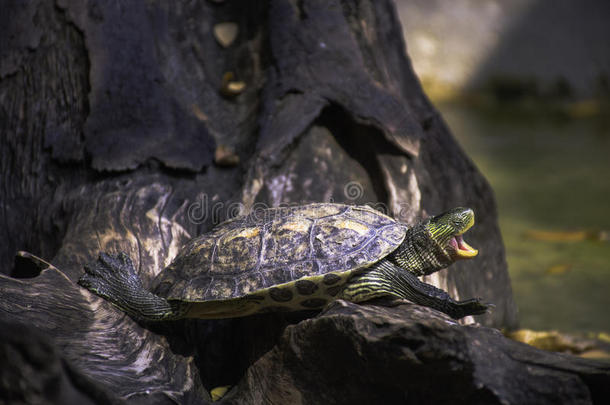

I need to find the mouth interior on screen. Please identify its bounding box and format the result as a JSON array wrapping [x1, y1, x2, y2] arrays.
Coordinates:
[[448, 234, 478, 258]]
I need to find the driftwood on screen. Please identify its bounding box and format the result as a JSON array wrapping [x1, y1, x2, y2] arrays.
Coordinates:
[[1, 0, 607, 404]]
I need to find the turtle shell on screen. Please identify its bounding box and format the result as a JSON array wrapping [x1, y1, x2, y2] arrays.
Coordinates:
[[154, 203, 407, 304]]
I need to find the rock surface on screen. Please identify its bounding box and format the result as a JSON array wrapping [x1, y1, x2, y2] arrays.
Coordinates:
[[228, 301, 610, 405], [0, 321, 118, 405], [0, 254, 208, 404]]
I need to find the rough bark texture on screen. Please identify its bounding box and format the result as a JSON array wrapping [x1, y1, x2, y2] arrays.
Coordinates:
[[228, 301, 610, 405], [2, 0, 607, 404]]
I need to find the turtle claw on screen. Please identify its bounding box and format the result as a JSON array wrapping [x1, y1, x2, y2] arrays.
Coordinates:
[[451, 297, 493, 318], [97, 252, 135, 275], [79, 252, 140, 297], [79, 252, 175, 321], [116, 251, 135, 268]]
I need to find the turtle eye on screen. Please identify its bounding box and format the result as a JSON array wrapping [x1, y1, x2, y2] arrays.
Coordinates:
[[451, 218, 463, 231]]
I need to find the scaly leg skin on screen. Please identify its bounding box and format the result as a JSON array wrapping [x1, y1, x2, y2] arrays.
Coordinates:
[[78, 252, 179, 321], [342, 260, 491, 319]]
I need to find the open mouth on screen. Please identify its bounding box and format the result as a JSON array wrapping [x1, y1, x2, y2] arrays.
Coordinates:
[[448, 234, 478, 259]]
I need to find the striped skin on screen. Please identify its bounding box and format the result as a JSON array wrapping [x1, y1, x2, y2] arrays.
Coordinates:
[[340, 260, 487, 319], [389, 207, 475, 276]]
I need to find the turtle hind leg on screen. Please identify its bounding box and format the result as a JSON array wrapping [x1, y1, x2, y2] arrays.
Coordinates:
[[79, 252, 178, 321]]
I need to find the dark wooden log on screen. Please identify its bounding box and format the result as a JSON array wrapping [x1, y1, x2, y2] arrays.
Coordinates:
[[1, 253, 206, 404], [229, 301, 610, 405], [3, 1, 605, 404]]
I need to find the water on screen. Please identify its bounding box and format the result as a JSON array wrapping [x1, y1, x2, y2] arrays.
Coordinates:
[[438, 103, 610, 332]]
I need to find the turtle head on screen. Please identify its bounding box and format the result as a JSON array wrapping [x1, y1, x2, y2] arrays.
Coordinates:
[[391, 207, 478, 276], [427, 207, 478, 261]]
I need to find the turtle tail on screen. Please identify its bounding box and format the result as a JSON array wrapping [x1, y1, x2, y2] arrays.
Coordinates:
[[78, 252, 179, 321]]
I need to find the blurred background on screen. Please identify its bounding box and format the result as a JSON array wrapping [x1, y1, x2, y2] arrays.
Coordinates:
[[397, 0, 610, 333]]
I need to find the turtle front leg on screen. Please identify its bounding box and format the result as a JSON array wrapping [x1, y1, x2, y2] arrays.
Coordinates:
[[78, 252, 182, 321], [341, 260, 491, 319]]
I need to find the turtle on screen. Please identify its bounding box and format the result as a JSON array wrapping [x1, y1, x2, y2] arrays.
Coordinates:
[[78, 203, 491, 321]]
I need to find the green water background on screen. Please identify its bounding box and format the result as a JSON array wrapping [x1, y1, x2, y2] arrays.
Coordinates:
[[439, 103, 610, 333]]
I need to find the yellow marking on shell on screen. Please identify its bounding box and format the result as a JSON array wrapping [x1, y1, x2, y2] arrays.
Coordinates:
[[239, 275, 264, 295], [335, 219, 371, 235], [278, 219, 311, 233], [348, 209, 383, 223], [190, 237, 216, 255], [230, 227, 260, 240], [298, 205, 342, 219], [210, 226, 261, 254], [291, 243, 309, 259], [221, 285, 233, 298]]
